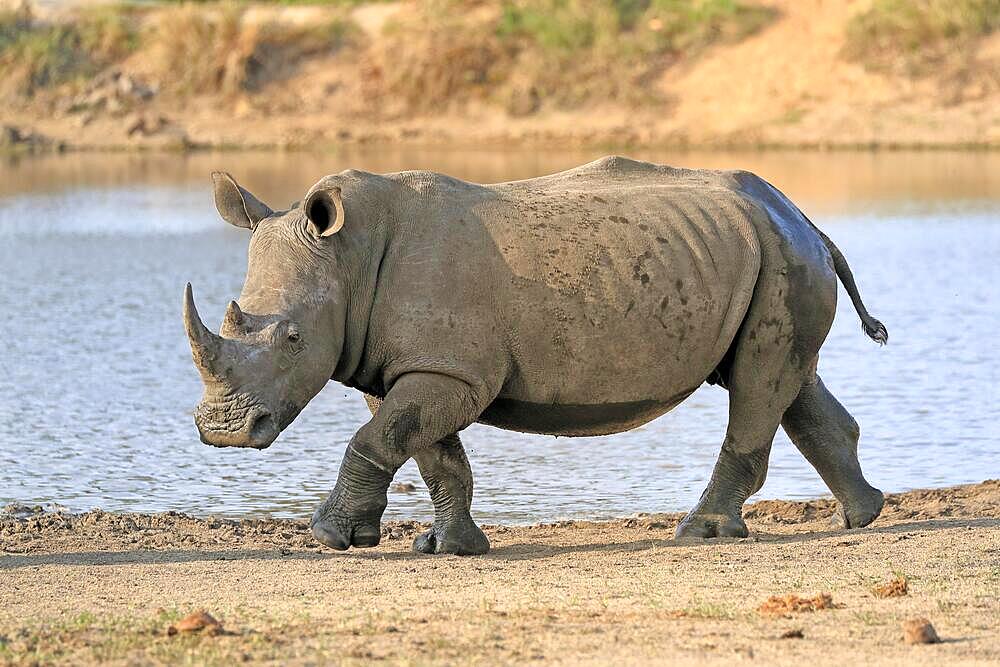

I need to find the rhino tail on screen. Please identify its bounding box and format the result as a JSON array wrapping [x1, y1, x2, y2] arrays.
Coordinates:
[[814, 227, 888, 346]]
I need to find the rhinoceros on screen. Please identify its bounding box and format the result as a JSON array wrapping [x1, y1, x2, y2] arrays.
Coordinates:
[[183, 156, 887, 555]]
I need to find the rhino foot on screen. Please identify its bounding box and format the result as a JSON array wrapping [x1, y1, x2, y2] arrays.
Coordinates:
[[675, 512, 749, 539], [832, 486, 885, 529], [413, 519, 490, 556], [311, 515, 382, 551]]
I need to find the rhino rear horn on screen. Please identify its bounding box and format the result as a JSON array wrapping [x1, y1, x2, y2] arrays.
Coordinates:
[[223, 300, 244, 331], [212, 172, 273, 230]]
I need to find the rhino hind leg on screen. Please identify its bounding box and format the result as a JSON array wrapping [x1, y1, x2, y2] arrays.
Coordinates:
[[675, 343, 806, 538], [677, 247, 832, 538], [362, 396, 489, 556], [781, 375, 884, 529], [411, 433, 490, 556]]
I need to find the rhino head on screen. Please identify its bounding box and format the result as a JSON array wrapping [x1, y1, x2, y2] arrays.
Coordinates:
[[184, 172, 351, 449]]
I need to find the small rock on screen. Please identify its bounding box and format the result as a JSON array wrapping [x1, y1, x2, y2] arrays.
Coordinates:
[[902, 618, 940, 645], [390, 482, 417, 493], [167, 610, 223, 636]]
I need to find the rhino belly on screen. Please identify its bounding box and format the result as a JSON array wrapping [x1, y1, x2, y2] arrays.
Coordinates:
[[477, 388, 696, 437]]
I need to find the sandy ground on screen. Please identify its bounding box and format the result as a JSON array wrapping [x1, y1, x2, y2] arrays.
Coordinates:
[[1, 480, 998, 665]]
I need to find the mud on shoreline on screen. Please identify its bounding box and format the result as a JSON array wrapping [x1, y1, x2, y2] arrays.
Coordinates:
[[2, 481, 998, 665], [3, 479, 999, 556]]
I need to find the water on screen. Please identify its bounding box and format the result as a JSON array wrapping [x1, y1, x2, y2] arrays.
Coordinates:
[[0, 149, 998, 524]]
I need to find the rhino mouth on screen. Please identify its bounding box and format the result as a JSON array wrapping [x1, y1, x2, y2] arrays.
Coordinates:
[[194, 399, 278, 449]]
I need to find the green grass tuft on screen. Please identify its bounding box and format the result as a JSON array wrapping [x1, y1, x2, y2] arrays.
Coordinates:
[[497, 0, 773, 55]]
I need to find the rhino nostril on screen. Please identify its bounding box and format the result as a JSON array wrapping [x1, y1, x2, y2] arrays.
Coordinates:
[[249, 412, 274, 440]]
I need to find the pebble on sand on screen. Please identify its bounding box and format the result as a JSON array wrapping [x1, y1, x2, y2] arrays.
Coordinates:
[[167, 610, 223, 636], [902, 618, 941, 645]]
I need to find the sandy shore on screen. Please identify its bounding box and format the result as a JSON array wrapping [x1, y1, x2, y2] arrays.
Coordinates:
[[2, 480, 998, 665]]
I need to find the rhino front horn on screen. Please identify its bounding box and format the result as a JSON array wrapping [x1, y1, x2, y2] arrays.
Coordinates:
[[183, 283, 224, 373]]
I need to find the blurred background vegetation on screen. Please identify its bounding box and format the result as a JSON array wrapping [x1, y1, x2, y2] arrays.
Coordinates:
[[1, 0, 998, 149]]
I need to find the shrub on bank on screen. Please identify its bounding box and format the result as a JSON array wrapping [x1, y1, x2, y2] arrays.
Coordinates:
[[0, 0, 776, 114], [844, 0, 1000, 75], [0, 6, 137, 96], [367, 0, 775, 114]]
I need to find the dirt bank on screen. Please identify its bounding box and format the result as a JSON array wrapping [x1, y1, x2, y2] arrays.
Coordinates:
[[1, 0, 998, 151], [2, 480, 998, 665]]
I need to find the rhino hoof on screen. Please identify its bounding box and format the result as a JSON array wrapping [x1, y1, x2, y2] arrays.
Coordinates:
[[413, 522, 490, 556], [834, 487, 885, 529], [312, 519, 381, 550], [675, 513, 749, 539]]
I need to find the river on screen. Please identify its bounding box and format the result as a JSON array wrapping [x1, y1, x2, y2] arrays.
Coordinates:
[[0, 148, 997, 523]]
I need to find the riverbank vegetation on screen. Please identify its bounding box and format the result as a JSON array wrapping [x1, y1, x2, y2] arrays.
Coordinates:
[[844, 0, 1000, 75], [369, 0, 775, 113], [1, 1, 998, 149], [0, 6, 136, 96]]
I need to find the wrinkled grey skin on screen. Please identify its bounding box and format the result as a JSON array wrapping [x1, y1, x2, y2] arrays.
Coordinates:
[[184, 157, 888, 555]]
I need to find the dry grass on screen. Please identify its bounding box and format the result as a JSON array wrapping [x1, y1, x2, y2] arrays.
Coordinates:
[[143, 2, 354, 97], [844, 0, 1000, 76], [362, 1, 511, 113], [0, 6, 137, 96], [363, 0, 776, 114]]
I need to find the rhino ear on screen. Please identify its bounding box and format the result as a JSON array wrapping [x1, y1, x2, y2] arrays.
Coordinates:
[[212, 171, 273, 230], [304, 185, 345, 238]]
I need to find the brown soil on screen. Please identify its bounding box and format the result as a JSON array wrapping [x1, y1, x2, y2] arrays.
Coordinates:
[[2, 0, 999, 151], [757, 593, 838, 617], [872, 575, 909, 599], [2, 480, 999, 665]]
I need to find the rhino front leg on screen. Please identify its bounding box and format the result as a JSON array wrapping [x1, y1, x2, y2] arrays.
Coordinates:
[[311, 373, 486, 551], [411, 433, 489, 555], [363, 395, 489, 555]]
